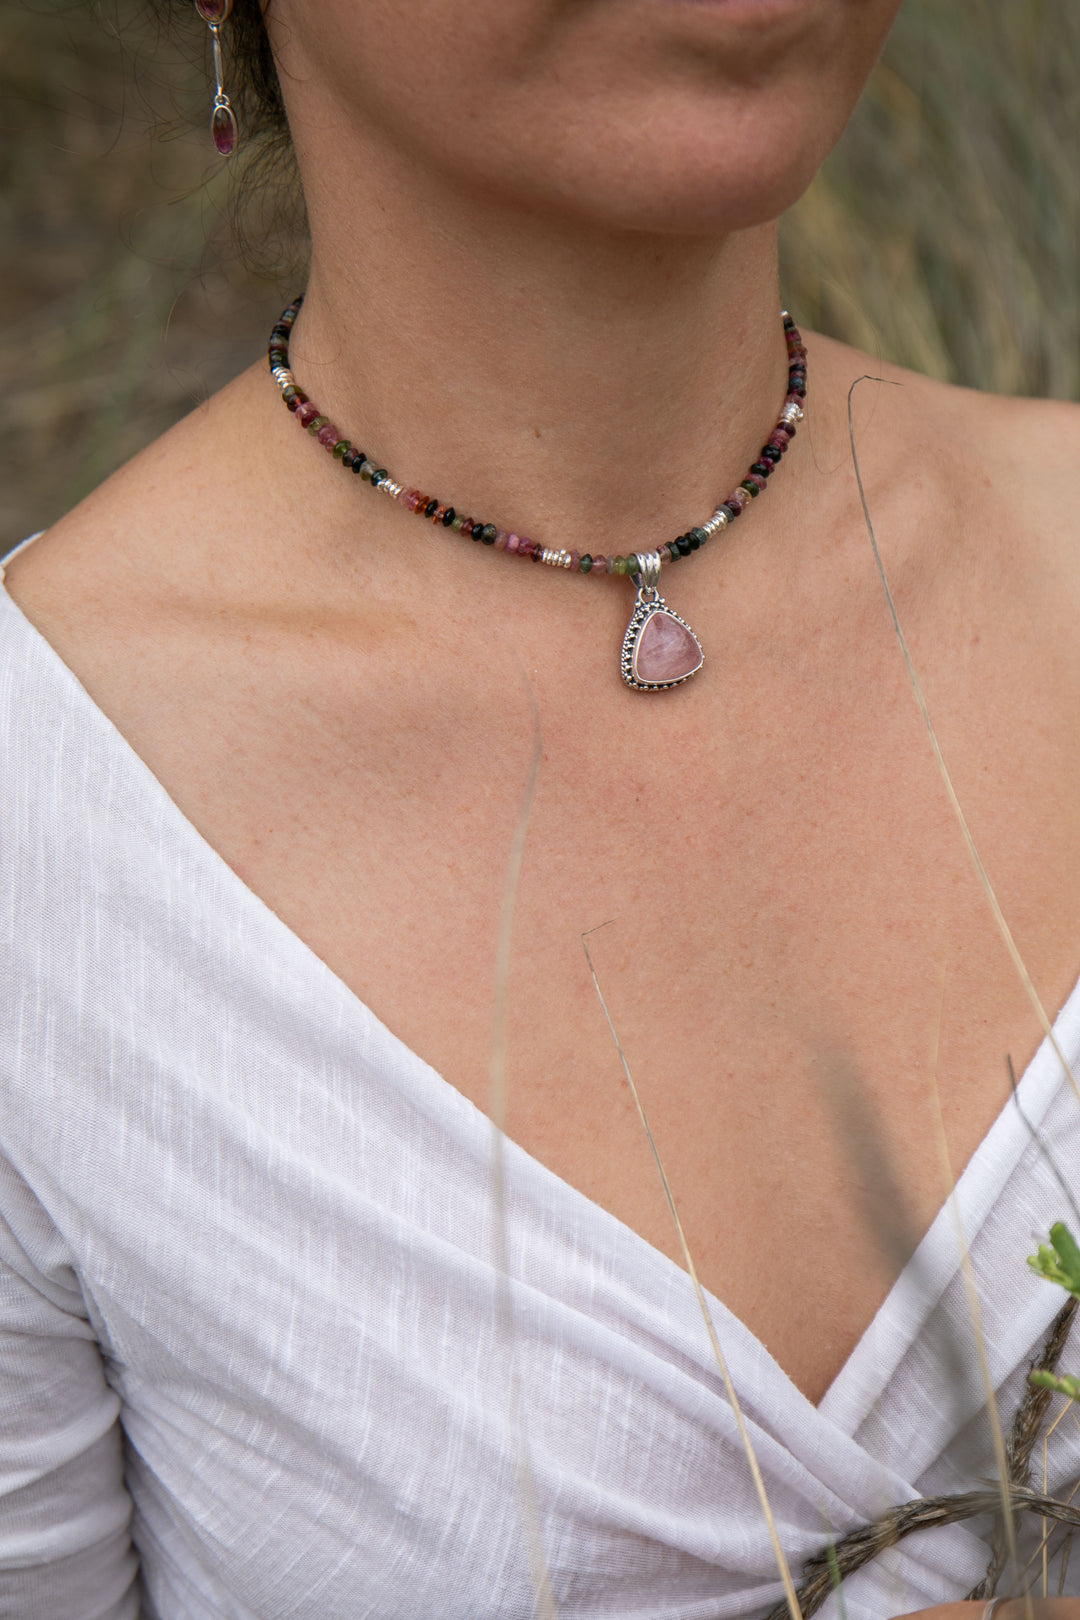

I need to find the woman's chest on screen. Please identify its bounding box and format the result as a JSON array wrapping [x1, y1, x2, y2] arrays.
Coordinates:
[[86, 582, 1080, 1405]]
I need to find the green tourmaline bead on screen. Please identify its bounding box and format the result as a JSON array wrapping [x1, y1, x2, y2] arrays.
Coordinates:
[[580, 555, 593, 573], [626, 554, 639, 577], [360, 462, 375, 480], [332, 441, 350, 458], [451, 515, 465, 532], [740, 480, 759, 497], [480, 524, 498, 544], [309, 416, 329, 435], [613, 555, 628, 576]]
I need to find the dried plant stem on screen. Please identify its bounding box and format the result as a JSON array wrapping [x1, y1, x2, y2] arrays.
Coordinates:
[[847, 375, 1080, 1116], [582, 927, 803, 1620], [762, 1300, 1077, 1620], [924, 965, 1025, 1610], [846, 390, 1080, 1609], [489, 695, 555, 1619], [763, 1486, 1080, 1620]]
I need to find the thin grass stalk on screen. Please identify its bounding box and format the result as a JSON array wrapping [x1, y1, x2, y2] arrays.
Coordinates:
[[848, 378, 1053, 1613], [846, 376, 1080, 1115], [926, 1025, 1026, 1609], [488, 691, 556, 1619], [581, 925, 804, 1620]]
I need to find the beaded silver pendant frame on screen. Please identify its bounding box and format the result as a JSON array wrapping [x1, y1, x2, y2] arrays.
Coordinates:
[[620, 554, 704, 691]]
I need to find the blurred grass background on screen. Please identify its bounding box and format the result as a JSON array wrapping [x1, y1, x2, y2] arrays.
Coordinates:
[[1, 0, 1077, 547]]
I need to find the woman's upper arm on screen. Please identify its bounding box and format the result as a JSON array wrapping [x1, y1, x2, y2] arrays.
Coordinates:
[[0, 1156, 140, 1620]]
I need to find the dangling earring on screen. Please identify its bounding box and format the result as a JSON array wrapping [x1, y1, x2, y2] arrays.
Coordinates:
[[194, 0, 238, 158]]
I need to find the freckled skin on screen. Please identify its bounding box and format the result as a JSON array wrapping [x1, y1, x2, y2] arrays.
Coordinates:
[[9, 3, 1080, 1614]]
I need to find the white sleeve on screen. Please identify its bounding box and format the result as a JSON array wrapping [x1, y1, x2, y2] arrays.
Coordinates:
[[0, 1156, 140, 1620]]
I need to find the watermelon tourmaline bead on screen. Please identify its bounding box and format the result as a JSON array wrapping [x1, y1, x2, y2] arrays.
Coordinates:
[[295, 402, 319, 428]]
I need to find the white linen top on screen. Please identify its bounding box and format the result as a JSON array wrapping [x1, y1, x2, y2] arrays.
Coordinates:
[[2, 548, 1080, 1620]]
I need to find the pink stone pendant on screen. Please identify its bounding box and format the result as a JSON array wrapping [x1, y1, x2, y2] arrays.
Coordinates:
[[622, 595, 703, 690], [621, 551, 703, 690]]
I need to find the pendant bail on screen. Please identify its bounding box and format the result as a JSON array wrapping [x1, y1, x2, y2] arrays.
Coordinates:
[[631, 550, 663, 595]]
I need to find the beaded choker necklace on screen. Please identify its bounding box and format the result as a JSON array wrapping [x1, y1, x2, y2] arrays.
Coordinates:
[[268, 296, 807, 691]]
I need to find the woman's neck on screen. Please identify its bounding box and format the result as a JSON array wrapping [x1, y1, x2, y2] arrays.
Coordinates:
[[289, 153, 792, 557]]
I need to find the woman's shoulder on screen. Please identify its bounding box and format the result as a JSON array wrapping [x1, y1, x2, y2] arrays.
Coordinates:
[[807, 333, 1080, 602], [4, 363, 272, 640]]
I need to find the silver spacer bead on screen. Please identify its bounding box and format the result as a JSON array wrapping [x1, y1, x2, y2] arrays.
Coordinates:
[[272, 366, 295, 389], [380, 479, 404, 499], [780, 401, 804, 425], [541, 547, 573, 569], [701, 508, 729, 536]]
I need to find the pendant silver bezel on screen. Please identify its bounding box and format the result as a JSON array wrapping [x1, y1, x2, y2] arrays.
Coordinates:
[[620, 593, 704, 691]]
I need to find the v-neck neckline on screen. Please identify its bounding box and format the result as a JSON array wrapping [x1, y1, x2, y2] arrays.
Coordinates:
[[3, 551, 1077, 1442]]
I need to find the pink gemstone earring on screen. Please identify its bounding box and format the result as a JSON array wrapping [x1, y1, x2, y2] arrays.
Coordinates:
[[194, 0, 238, 158]]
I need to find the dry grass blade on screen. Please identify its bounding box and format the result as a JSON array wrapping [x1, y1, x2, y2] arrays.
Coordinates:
[[926, 1005, 1024, 1607], [846, 375, 1080, 1115], [488, 687, 556, 1619], [848, 390, 1034, 1610], [582, 927, 803, 1620]]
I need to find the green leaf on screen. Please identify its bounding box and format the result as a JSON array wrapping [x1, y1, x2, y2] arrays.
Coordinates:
[[1027, 1224, 1080, 1300]]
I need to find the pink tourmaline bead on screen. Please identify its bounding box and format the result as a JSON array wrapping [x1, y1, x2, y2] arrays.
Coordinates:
[[749, 473, 767, 491], [658, 545, 672, 564], [506, 533, 521, 553], [728, 492, 747, 513], [591, 553, 607, 572], [494, 529, 509, 551], [568, 550, 581, 571], [317, 424, 340, 448], [296, 403, 318, 428], [518, 537, 535, 557]]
